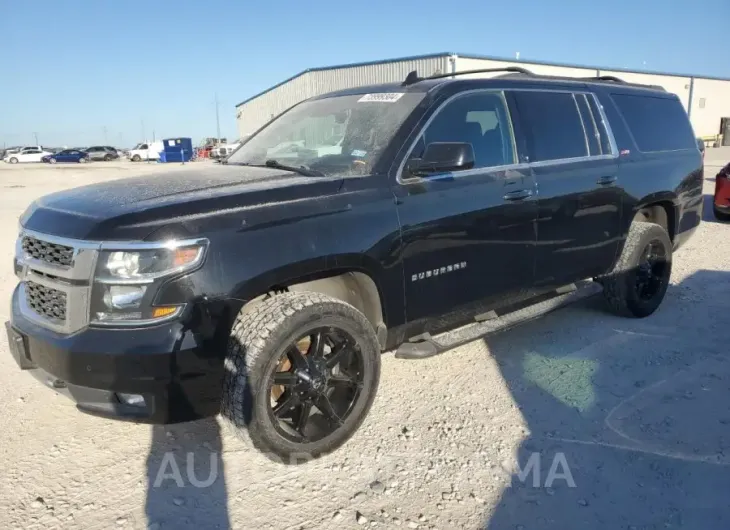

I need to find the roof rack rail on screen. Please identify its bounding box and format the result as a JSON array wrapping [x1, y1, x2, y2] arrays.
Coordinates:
[[402, 66, 533, 86]]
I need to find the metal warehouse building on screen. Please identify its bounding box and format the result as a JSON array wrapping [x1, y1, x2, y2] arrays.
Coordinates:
[[235, 52, 730, 142]]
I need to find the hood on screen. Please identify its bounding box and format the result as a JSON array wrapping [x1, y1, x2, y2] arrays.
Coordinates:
[[21, 164, 344, 240]]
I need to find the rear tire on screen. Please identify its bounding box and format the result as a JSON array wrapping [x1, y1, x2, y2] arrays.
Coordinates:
[[714, 205, 730, 222], [104, 154, 113, 161], [50, 158, 57, 164], [221, 291, 381, 463], [79, 157, 87, 163], [9, 157, 18, 164], [599, 221, 672, 318]]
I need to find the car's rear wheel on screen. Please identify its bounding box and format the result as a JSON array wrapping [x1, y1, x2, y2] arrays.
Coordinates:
[[79, 157, 87, 163], [713, 205, 730, 222], [9, 157, 18, 164], [131, 154, 141, 162], [104, 154, 113, 161], [222, 291, 381, 463], [599, 221, 672, 318]]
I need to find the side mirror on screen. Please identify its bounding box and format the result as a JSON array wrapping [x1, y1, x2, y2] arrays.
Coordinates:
[[407, 142, 475, 177]]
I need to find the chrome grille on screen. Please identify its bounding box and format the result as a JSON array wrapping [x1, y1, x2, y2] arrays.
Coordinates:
[[25, 280, 67, 322], [22, 236, 74, 267]]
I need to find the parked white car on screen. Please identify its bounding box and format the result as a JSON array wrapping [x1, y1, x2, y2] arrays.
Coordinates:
[[127, 141, 163, 162], [3, 146, 52, 164]]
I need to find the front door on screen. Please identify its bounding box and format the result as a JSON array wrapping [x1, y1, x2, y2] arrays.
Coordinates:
[[393, 90, 537, 325], [508, 90, 622, 285]]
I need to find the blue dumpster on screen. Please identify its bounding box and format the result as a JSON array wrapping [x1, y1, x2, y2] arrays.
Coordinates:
[[159, 137, 193, 163]]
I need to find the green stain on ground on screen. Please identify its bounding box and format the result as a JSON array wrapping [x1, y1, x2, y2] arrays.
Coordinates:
[[522, 352, 599, 412]]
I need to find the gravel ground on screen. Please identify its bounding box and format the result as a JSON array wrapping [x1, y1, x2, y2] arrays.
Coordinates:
[[1, 152, 730, 530]]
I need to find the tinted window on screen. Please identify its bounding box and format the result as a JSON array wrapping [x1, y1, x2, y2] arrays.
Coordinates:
[[419, 92, 515, 169], [611, 93, 695, 152], [140, 144, 148, 149], [512, 91, 588, 162]]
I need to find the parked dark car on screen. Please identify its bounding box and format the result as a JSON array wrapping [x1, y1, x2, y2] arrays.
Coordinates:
[[714, 161, 730, 220], [6, 68, 703, 461], [84, 146, 120, 161], [41, 149, 90, 164]]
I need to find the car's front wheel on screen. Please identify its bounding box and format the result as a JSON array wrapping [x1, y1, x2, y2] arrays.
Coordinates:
[[104, 154, 113, 161], [599, 221, 672, 318], [50, 158, 57, 164], [79, 157, 87, 163], [9, 157, 18, 164], [222, 291, 381, 463], [131, 154, 141, 162]]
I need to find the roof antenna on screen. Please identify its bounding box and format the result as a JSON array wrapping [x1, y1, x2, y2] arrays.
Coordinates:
[[402, 70, 421, 86]]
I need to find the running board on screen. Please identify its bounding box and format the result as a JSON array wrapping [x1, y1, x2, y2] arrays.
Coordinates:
[[395, 281, 602, 360]]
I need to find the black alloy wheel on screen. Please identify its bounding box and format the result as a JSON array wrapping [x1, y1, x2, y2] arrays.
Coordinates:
[[635, 240, 668, 301], [267, 328, 365, 444], [223, 291, 381, 461]]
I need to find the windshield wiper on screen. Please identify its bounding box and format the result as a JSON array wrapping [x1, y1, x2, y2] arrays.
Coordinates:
[[260, 159, 325, 177]]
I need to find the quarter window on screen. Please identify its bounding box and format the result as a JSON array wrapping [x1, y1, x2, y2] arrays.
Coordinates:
[[611, 93, 696, 152], [417, 92, 515, 169], [512, 91, 588, 162]]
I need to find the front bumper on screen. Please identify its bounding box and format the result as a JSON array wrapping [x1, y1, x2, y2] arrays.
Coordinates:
[[7, 285, 224, 423]]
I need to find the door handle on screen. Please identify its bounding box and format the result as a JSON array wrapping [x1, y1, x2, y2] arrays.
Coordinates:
[[503, 189, 533, 201], [597, 176, 617, 186]]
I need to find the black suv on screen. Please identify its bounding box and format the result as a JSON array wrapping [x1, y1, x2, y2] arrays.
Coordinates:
[[85, 145, 120, 161], [6, 68, 703, 461]]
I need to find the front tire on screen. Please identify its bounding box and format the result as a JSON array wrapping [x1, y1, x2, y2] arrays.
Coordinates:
[[9, 157, 18, 164], [50, 158, 57, 164], [104, 154, 113, 161], [599, 221, 672, 318], [222, 291, 381, 462], [79, 157, 87, 163], [131, 154, 141, 162]]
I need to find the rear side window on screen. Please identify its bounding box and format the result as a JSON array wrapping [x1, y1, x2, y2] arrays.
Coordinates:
[[512, 91, 588, 162], [611, 93, 695, 152]]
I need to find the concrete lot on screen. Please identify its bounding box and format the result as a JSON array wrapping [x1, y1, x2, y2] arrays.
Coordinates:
[[1, 151, 729, 530]]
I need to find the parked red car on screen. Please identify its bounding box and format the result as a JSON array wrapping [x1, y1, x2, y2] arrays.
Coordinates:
[[715, 162, 730, 221]]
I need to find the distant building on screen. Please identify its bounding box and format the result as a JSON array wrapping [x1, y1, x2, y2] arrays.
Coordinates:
[[235, 52, 730, 141]]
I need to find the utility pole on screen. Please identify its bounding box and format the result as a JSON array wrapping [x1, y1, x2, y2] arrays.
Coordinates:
[[141, 119, 145, 142], [33, 132, 39, 145], [102, 126, 108, 144], [215, 93, 221, 145]]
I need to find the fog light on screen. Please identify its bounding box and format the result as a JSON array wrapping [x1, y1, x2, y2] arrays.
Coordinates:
[[103, 285, 146, 310], [117, 393, 146, 407]]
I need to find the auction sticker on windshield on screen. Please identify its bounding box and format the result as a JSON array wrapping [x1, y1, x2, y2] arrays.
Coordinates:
[[358, 93, 405, 103]]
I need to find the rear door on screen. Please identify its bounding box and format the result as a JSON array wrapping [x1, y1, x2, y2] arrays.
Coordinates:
[[394, 90, 537, 324], [508, 89, 621, 286]]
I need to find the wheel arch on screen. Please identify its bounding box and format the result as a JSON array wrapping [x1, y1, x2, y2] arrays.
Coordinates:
[[631, 196, 677, 243], [226, 257, 390, 349]]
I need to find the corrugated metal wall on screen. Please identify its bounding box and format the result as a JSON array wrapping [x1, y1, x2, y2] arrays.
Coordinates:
[[236, 53, 730, 142], [236, 56, 449, 138], [689, 78, 730, 138], [455, 56, 595, 78]]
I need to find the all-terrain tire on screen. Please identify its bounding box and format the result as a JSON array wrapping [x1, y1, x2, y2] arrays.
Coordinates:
[[221, 291, 381, 463], [599, 221, 672, 318]]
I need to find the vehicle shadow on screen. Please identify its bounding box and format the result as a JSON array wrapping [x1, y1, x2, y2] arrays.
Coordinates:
[[702, 193, 722, 223], [480, 269, 730, 529], [145, 417, 230, 529]]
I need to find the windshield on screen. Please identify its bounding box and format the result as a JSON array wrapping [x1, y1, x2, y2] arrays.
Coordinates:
[[227, 92, 424, 176]]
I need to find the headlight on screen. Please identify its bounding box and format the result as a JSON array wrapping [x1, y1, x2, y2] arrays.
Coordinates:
[[90, 240, 207, 325], [100, 245, 205, 281]]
